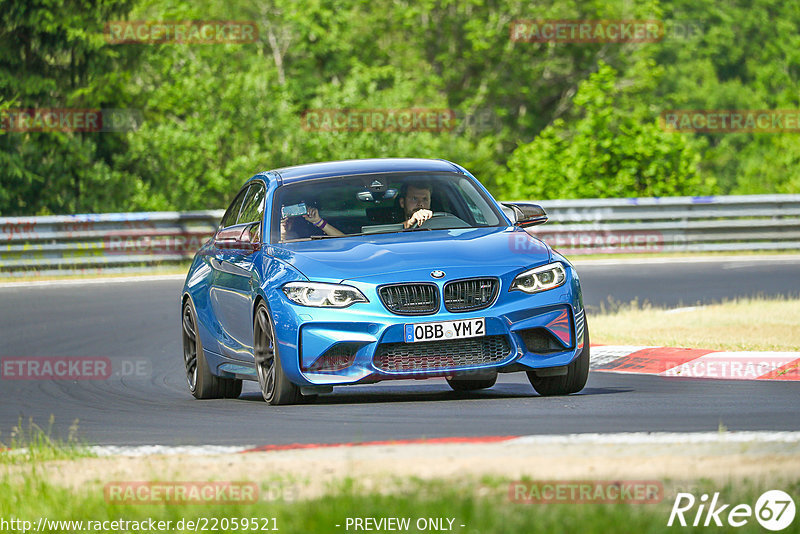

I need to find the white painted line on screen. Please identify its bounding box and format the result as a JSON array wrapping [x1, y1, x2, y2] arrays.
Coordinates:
[[74, 432, 800, 457], [0, 273, 186, 289], [509, 431, 800, 446], [572, 254, 800, 266], [664, 306, 705, 314], [89, 445, 252, 457]]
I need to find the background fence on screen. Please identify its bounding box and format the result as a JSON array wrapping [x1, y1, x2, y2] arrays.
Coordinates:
[[1, 194, 799, 276], [523, 194, 800, 255]]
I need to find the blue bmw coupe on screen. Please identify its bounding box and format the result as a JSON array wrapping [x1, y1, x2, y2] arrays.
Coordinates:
[[181, 158, 588, 404]]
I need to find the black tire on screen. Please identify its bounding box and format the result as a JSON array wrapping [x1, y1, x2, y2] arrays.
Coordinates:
[[446, 376, 497, 391], [254, 301, 301, 405], [527, 325, 590, 396], [182, 299, 243, 399]]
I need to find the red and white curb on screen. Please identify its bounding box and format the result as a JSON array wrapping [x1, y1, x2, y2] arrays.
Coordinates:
[[85, 437, 516, 456], [590, 345, 800, 381], [81, 432, 800, 456]]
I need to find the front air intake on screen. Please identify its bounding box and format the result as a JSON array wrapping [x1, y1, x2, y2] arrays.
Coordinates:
[[378, 283, 439, 315], [303, 343, 360, 372], [373, 336, 512, 373], [518, 328, 567, 354], [443, 278, 499, 312]]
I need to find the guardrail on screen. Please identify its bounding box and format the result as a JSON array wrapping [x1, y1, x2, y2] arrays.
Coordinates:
[[1, 194, 799, 276], [523, 194, 800, 255], [0, 211, 224, 276]]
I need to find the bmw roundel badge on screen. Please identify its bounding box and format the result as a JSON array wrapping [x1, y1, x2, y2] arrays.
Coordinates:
[[430, 270, 445, 279]]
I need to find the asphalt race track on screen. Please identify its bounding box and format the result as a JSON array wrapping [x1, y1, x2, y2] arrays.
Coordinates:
[[0, 257, 798, 446]]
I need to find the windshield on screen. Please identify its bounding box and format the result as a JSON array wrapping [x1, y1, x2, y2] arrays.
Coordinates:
[[271, 172, 504, 243]]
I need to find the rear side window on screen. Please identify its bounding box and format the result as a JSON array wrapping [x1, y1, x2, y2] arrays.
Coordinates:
[[220, 186, 249, 228], [237, 183, 266, 225]]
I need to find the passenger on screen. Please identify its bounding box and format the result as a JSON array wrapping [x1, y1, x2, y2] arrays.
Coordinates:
[[280, 207, 344, 241]]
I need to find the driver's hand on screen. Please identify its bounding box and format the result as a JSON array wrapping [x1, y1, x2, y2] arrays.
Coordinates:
[[404, 209, 433, 228], [303, 207, 321, 224]]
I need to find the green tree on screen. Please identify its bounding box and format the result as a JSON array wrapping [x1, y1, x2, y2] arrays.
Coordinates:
[[0, 0, 138, 215], [498, 62, 713, 199], [4, 0, 800, 215], [653, 0, 800, 194]]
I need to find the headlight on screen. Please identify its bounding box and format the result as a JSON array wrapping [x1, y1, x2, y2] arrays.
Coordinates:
[[282, 282, 369, 308], [510, 263, 567, 294]]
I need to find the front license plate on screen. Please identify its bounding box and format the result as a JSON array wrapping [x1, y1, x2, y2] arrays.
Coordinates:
[[404, 318, 485, 343]]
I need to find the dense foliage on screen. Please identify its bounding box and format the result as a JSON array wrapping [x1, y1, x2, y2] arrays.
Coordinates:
[[1, 0, 798, 215]]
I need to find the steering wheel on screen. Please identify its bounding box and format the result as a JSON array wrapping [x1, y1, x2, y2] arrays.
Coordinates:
[[420, 212, 469, 229]]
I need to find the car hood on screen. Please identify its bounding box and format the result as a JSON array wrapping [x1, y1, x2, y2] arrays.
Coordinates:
[[268, 227, 551, 282]]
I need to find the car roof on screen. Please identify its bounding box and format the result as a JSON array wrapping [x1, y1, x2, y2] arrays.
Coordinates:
[[253, 158, 465, 185]]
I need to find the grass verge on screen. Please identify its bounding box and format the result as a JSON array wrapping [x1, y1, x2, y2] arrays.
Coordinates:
[[0, 416, 92, 464], [590, 296, 800, 351], [1, 471, 797, 533]]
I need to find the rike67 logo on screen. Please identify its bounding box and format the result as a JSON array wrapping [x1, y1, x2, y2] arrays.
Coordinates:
[[668, 490, 795, 531]]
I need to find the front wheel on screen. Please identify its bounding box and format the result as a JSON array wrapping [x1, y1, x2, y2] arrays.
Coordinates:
[[527, 325, 590, 396], [254, 302, 301, 405]]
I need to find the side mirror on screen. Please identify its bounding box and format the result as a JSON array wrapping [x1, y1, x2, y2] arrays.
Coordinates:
[[501, 203, 548, 227], [214, 222, 261, 251], [214, 226, 243, 249], [238, 222, 262, 251]]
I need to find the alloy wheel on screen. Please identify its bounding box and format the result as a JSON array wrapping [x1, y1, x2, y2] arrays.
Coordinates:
[[254, 306, 275, 400], [181, 304, 198, 391]]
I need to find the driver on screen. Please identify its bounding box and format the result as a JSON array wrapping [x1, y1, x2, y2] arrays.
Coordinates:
[[399, 182, 434, 228]]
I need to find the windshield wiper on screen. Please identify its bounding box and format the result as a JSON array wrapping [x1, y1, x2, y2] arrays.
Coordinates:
[[356, 227, 433, 237], [304, 227, 434, 240]]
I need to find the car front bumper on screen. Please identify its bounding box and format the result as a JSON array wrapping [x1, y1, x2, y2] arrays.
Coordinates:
[[266, 263, 586, 387]]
